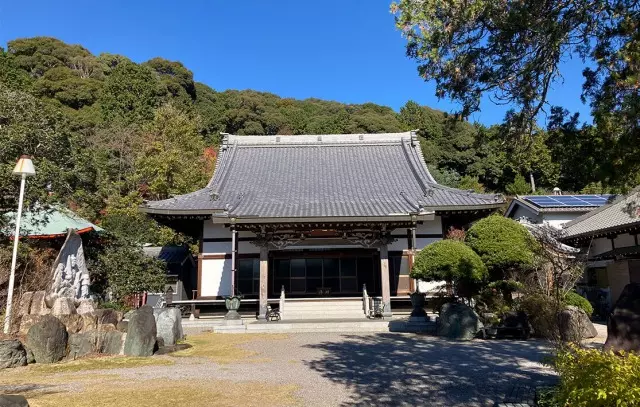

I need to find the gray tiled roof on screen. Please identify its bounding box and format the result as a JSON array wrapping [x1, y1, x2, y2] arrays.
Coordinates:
[[141, 132, 504, 219], [561, 189, 640, 239]]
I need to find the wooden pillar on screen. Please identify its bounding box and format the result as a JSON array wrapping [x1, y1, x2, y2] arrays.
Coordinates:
[[379, 243, 392, 317], [408, 226, 417, 292], [258, 246, 269, 320], [230, 228, 237, 296]]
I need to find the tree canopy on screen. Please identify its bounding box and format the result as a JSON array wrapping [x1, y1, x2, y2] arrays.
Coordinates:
[[392, 0, 640, 189]]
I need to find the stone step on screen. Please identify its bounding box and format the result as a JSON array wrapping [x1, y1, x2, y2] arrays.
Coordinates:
[[283, 314, 366, 320], [245, 321, 391, 333], [284, 305, 364, 312]]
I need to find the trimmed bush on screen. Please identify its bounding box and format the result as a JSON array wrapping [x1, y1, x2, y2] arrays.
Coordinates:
[[551, 345, 640, 407], [411, 240, 488, 298], [564, 291, 593, 317], [465, 214, 537, 271]]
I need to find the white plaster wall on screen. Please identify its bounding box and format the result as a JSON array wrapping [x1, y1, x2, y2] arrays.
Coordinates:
[[200, 258, 232, 297], [389, 229, 408, 252], [238, 241, 260, 254], [416, 237, 440, 250], [510, 205, 539, 223], [614, 233, 636, 249], [541, 212, 585, 229], [203, 221, 232, 239], [417, 216, 443, 235], [607, 260, 631, 305], [202, 241, 232, 254], [589, 238, 614, 257]]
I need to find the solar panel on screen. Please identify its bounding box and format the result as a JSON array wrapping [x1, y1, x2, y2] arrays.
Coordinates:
[[523, 195, 612, 208]]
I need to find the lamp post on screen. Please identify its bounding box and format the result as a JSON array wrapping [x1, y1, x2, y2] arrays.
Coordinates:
[[3, 155, 36, 334]]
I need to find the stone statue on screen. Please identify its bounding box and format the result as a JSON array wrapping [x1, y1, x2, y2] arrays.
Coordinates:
[[48, 230, 91, 301]]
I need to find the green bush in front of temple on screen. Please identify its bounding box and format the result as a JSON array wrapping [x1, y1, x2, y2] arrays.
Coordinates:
[[564, 291, 594, 317], [548, 344, 640, 407], [411, 239, 488, 299]]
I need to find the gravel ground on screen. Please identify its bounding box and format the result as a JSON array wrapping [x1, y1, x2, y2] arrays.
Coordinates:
[[4, 331, 582, 407], [78, 333, 558, 406]]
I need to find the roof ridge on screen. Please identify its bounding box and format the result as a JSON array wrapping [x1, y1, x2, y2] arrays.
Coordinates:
[[225, 132, 413, 146]]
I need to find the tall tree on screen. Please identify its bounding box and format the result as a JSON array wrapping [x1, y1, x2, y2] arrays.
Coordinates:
[[392, 0, 640, 186]]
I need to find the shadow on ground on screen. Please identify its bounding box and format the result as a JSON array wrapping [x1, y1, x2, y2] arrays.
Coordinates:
[[304, 334, 557, 406]]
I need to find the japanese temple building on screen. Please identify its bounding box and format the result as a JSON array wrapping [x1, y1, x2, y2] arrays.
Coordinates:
[[141, 132, 505, 318]]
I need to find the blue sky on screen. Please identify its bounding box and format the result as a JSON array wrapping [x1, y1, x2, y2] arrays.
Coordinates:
[[0, 0, 591, 126]]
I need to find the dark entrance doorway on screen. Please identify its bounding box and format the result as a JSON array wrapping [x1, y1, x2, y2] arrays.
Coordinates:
[[270, 249, 380, 297]]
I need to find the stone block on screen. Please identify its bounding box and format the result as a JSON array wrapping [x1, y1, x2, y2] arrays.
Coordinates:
[[156, 308, 183, 346], [57, 314, 85, 334], [51, 297, 77, 317], [116, 320, 128, 333], [605, 282, 640, 352], [437, 302, 484, 340], [559, 306, 597, 341], [25, 315, 68, 364], [0, 340, 27, 369], [29, 291, 48, 316], [94, 309, 119, 326], [17, 292, 34, 317], [67, 333, 94, 360], [18, 315, 42, 336], [0, 395, 29, 407], [123, 306, 157, 356], [75, 299, 96, 315]]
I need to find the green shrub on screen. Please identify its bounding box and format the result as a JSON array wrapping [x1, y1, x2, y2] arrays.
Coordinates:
[[411, 240, 488, 298], [518, 293, 562, 339], [551, 345, 640, 407], [564, 291, 593, 317], [465, 214, 537, 271]]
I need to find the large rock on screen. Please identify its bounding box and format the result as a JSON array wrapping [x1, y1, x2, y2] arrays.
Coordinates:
[[0, 340, 27, 369], [67, 333, 94, 360], [0, 395, 29, 407], [117, 320, 129, 333], [75, 299, 96, 315], [18, 315, 42, 336], [605, 282, 640, 352], [437, 302, 484, 340], [57, 314, 84, 334], [17, 292, 34, 316], [51, 297, 77, 316], [29, 291, 48, 316], [155, 308, 183, 346], [123, 306, 157, 356], [559, 305, 598, 341], [94, 309, 120, 326], [25, 315, 68, 363], [98, 331, 125, 355]]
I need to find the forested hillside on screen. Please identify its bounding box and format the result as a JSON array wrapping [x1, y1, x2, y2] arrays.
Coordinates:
[[0, 37, 631, 241]]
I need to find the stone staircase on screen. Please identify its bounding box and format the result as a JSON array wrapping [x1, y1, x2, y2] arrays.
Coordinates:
[[282, 298, 366, 320]]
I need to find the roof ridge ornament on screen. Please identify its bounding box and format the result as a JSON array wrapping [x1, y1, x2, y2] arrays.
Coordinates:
[[221, 133, 230, 151], [410, 129, 419, 147]]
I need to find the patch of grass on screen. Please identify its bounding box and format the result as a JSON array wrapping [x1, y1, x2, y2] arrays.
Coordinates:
[[27, 378, 300, 407], [30, 356, 174, 373], [0, 356, 173, 388], [171, 333, 287, 363]]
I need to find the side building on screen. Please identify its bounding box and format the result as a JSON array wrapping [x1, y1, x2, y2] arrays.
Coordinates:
[[141, 132, 505, 318], [505, 194, 613, 229], [561, 188, 640, 312]]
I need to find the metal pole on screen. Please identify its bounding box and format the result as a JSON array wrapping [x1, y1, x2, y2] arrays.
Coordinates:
[[4, 174, 26, 334]]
